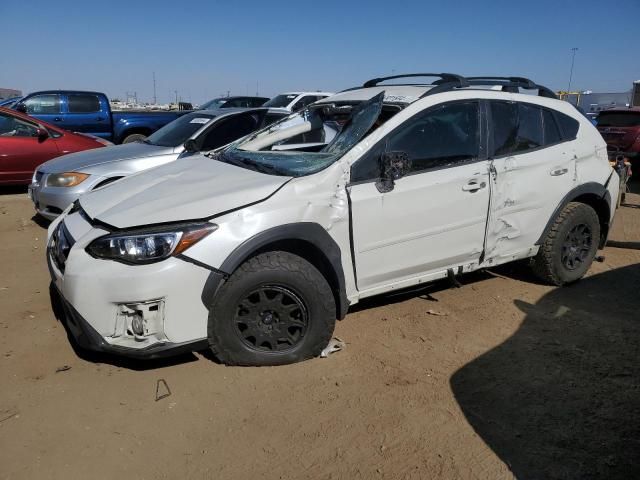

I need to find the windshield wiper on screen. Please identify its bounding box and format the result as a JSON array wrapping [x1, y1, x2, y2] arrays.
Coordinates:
[[141, 138, 154, 145]]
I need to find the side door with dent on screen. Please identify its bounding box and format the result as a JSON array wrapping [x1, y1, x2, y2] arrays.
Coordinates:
[[484, 101, 576, 263], [348, 100, 490, 293]]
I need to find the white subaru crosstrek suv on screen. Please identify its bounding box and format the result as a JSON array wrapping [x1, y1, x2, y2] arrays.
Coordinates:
[[47, 74, 619, 366]]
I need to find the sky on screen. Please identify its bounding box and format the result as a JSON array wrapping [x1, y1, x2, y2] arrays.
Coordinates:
[[1, 0, 638, 105]]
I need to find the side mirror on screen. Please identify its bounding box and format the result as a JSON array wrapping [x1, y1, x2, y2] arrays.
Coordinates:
[[35, 127, 49, 141], [375, 151, 411, 193], [16, 103, 27, 113], [183, 139, 199, 153]]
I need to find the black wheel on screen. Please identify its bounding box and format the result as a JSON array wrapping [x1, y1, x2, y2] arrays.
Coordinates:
[[208, 251, 336, 366], [532, 202, 600, 286], [122, 133, 147, 144]]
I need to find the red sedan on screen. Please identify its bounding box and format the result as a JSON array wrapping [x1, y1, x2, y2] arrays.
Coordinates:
[[0, 106, 110, 185]]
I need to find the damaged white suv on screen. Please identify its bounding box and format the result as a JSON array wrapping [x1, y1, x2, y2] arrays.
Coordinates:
[[47, 74, 619, 366]]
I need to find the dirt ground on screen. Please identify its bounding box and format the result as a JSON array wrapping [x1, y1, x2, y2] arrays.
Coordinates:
[[1, 182, 639, 480]]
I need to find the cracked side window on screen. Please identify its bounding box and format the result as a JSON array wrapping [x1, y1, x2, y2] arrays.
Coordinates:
[[351, 101, 480, 182]]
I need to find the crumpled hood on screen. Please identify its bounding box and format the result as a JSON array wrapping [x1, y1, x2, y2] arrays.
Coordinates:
[[39, 143, 174, 173], [79, 154, 291, 228]]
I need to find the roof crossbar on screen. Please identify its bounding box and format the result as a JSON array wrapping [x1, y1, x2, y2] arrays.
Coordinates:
[[362, 73, 469, 89], [465, 76, 557, 99]]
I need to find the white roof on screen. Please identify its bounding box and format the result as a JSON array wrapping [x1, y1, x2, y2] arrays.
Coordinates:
[[316, 86, 433, 105]]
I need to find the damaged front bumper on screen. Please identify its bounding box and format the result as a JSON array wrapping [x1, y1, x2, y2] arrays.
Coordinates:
[[50, 282, 207, 359], [46, 210, 213, 360]]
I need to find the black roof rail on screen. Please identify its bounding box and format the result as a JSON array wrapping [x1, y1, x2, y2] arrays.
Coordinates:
[[465, 76, 557, 99], [362, 73, 469, 88], [344, 73, 557, 100]]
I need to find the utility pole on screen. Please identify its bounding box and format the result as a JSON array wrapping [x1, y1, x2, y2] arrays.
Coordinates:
[[567, 47, 578, 92], [256, 81, 259, 96], [174, 90, 178, 105], [152, 72, 157, 105]]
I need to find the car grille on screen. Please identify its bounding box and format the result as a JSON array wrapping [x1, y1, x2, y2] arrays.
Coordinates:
[[49, 222, 75, 273]]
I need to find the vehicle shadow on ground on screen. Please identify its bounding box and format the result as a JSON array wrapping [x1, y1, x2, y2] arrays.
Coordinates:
[[31, 214, 50, 229], [0, 185, 28, 196], [450, 263, 640, 479], [49, 283, 203, 371]]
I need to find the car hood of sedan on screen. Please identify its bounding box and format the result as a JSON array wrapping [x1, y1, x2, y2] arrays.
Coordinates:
[[38, 142, 175, 173], [79, 154, 292, 228]]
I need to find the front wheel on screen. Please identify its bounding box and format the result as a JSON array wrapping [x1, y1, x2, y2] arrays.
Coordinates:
[[532, 202, 600, 286], [122, 133, 147, 144], [208, 251, 336, 366]]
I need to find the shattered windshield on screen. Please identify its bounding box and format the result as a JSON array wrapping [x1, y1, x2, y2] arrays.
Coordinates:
[[211, 92, 385, 177]]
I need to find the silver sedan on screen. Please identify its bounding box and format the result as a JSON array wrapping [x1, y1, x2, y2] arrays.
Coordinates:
[[29, 108, 286, 220]]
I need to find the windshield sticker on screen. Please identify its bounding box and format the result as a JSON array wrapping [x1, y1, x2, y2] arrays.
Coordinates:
[[190, 118, 210, 124], [383, 94, 416, 103]]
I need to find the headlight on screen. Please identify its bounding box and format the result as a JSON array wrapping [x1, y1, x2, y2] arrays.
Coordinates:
[[46, 172, 89, 187], [86, 223, 217, 264]]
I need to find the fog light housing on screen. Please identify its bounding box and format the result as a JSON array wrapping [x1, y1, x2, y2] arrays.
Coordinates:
[[114, 299, 165, 342]]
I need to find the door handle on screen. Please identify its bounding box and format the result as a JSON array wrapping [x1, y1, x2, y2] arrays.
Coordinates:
[[550, 167, 568, 176], [53, 117, 62, 122], [462, 180, 487, 192]]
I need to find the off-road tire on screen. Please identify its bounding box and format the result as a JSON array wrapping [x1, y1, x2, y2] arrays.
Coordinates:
[[532, 202, 600, 286], [122, 133, 147, 144], [208, 251, 336, 366]]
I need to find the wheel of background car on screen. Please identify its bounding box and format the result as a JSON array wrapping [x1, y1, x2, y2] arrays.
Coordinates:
[[122, 133, 147, 144], [207, 251, 336, 366], [532, 202, 600, 286]]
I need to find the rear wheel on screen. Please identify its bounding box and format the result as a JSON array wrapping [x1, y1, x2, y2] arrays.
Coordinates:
[[122, 133, 147, 144], [208, 251, 336, 366], [532, 202, 600, 286]]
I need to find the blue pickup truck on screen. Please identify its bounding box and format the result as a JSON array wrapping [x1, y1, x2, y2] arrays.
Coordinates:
[[13, 90, 188, 144]]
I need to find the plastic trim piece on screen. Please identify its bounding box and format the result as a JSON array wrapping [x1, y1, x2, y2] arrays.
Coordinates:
[[535, 182, 612, 248], [199, 223, 350, 320]]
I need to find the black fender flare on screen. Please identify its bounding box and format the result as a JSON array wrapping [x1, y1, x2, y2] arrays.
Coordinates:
[[199, 223, 349, 319], [535, 181, 612, 247]]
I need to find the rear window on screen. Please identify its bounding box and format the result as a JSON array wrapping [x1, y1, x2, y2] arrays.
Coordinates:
[[542, 109, 562, 145], [68, 94, 101, 113], [554, 111, 580, 140], [515, 103, 543, 151], [491, 101, 578, 157], [597, 112, 640, 128]]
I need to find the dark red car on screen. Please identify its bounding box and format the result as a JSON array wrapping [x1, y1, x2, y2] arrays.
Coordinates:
[[596, 107, 640, 162], [0, 106, 110, 185]]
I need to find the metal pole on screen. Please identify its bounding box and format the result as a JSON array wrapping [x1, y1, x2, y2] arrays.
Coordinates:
[[152, 72, 157, 105], [568, 47, 578, 92]]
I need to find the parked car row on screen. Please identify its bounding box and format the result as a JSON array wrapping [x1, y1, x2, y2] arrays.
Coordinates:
[[0, 106, 110, 185], [29, 107, 288, 219], [41, 73, 619, 367], [0, 90, 334, 188]]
